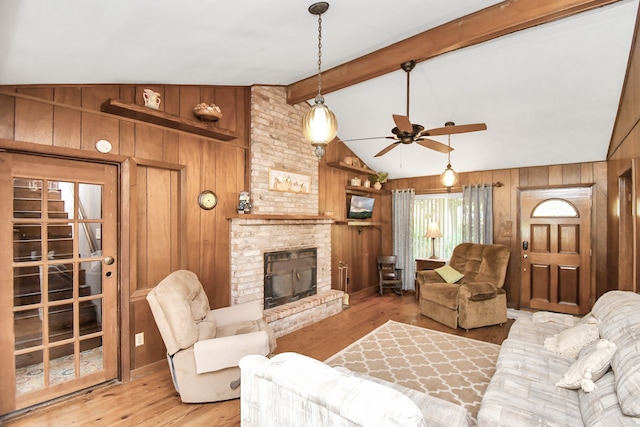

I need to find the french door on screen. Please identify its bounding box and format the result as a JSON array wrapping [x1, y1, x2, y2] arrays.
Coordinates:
[[0, 153, 118, 415]]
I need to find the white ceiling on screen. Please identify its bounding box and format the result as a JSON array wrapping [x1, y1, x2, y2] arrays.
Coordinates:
[[1, 0, 638, 179]]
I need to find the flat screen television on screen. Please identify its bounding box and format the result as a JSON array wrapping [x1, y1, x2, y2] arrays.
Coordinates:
[[347, 195, 375, 219]]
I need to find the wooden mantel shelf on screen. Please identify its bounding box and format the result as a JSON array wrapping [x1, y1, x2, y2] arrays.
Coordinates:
[[228, 214, 335, 221], [101, 99, 238, 141]]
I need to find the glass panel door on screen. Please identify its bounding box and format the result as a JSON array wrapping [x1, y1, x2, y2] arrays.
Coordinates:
[[1, 153, 118, 415]]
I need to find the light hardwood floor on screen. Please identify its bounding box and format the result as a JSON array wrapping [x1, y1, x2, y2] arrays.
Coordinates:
[[2, 289, 514, 426]]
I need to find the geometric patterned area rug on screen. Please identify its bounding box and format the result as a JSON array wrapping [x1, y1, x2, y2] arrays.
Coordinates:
[[324, 320, 500, 421]]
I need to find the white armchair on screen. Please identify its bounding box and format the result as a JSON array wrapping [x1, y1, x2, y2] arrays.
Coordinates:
[[146, 270, 276, 403]]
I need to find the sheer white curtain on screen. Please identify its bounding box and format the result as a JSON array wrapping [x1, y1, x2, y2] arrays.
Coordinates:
[[392, 189, 415, 291], [462, 184, 493, 244]]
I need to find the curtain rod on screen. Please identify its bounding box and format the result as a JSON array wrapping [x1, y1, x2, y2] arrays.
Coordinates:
[[415, 182, 503, 194]]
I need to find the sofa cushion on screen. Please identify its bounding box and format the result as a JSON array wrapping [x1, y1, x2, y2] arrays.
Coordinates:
[[435, 265, 464, 283], [590, 291, 640, 417], [544, 316, 600, 358], [578, 371, 640, 426], [556, 339, 616, 392]]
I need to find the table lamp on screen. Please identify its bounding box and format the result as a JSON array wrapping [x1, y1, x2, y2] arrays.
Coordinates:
[[425, 222, 443, 259]]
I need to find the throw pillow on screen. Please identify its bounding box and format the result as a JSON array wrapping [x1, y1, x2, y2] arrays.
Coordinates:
[[556, 339, 616, 392], [434, 265, 464, 284], [544, 316, 600, 358]]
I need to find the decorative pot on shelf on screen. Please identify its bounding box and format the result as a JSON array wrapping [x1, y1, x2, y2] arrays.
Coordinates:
[[194, 103, 223, 121], [364, 179, 371, 188], [143, 89, 161, 110], [350, 177, 361, 186], [374, 181, 382, 190]]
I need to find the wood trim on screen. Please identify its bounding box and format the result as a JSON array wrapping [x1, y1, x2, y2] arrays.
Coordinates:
[[287, 0, 622, 104]]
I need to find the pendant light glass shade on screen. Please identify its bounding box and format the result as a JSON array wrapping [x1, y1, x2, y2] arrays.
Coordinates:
[[303, 2, 337, 161], [302, 94, 338, 159], [440, 163, 458, 192]]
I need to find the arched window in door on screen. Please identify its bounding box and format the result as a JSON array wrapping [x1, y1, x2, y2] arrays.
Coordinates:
[[531, 198, 579, 218]]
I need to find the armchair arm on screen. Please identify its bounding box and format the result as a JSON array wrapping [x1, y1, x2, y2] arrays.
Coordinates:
[[193, 330, 270, 374], [212, 300, 264, 327], [459, 281, 497, 301], [417, 270, 445, 285]]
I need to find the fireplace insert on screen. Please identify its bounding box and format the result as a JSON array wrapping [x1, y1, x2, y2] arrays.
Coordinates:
[[264, 248, 317, 309]]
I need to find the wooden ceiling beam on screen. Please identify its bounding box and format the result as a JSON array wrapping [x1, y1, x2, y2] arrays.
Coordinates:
[[287, 0, 622, 104]]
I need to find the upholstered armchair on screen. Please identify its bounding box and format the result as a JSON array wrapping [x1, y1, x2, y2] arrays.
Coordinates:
[[146, 270, 276, 403], [417, 243, 510, 330]]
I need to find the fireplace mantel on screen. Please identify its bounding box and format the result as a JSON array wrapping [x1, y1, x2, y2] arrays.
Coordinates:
[[227, 214, 335, 223], [228, 214, 334, 225]]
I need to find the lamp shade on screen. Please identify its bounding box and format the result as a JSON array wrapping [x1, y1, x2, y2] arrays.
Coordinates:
[[425, 222, 443, 239], [302, 96, 338, 146], [440, 163, 458, 191]]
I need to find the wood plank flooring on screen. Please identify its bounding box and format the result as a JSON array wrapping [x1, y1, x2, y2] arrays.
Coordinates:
[[2, 289, 514, 426]]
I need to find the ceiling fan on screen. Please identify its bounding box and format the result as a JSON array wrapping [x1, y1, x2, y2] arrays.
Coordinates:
[[348, 60, 488, 157]]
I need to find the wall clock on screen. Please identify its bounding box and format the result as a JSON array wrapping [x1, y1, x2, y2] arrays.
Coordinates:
[[198, 190, 218, 210]]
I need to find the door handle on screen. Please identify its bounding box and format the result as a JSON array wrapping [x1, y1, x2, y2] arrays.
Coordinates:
[[104, 256, 115, 265], [523, 254, 528, 259]]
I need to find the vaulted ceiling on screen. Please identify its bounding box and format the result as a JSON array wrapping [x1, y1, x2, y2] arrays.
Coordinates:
[[1, 0, 638, 178]]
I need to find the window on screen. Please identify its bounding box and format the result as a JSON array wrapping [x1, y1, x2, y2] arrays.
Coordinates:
[[414, 193, 463, 260]]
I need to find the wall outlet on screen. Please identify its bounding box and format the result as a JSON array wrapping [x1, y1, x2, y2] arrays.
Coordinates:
[[135, 332, 144, 347]]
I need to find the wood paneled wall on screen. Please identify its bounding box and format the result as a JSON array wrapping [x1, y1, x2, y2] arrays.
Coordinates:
[[607, 2, 640, 293], [0, 85, 250, 375], [319, 144, 385, 294], [384, 162, 608, 308]]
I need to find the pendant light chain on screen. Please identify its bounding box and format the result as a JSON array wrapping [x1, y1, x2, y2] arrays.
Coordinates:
[[316, 14, 323, 97]]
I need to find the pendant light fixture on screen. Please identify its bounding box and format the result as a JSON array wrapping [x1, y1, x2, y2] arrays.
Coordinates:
[[302, 2, 338, 161], [440, 123, 459, 193]]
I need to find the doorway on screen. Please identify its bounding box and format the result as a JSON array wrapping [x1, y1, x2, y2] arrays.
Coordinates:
[[519, 187, 592, 315], [0, 152, 118, 415]]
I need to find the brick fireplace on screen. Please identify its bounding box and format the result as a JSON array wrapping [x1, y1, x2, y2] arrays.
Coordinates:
[[228, 86, 343, 338]]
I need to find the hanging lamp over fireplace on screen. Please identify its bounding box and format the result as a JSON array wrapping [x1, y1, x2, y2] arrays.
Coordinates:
[[302, 2, 338, 161]]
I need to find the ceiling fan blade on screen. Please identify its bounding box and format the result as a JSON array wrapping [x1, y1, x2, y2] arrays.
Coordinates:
[[392, 114, 414, 134], [423, 122, 487, 136], [415, 138, 454, 154], [341, 136, 387, 142], [374, 142, 401, 157]]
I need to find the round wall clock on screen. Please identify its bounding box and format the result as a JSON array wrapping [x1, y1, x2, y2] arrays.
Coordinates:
[[198, 190, 218, 210]]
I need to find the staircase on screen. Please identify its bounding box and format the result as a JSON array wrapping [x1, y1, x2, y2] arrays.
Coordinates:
[[12, 179, 101, 368]]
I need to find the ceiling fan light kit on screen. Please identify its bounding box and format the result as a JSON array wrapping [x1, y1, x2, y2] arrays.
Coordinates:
[[440, 163, 458, 193], [302, 2, 338, 161], [440, 126, 458, 193]]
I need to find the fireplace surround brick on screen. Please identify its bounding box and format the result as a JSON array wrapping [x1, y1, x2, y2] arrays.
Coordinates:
[[228, 86, 342, 338]]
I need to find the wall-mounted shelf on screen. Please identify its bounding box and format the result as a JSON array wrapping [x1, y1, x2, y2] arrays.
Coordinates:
[[335, 221, 382, 227], [101, 99, 238, 141], [345, 185, 383, 195], [327, 161, 376, 175]]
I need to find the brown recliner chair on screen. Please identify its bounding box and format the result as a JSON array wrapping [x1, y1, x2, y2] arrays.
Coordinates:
[[146, 270, 276, 403], [417, 243, 510, 330]]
